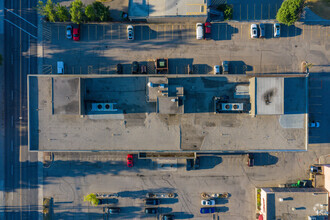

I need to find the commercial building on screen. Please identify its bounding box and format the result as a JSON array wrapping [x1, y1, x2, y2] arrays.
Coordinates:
[[28, 74, 308, 152], [128, 0, 208, 22]]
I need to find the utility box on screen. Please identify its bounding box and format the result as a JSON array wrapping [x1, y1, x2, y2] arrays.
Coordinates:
[[57, 61, 64, 74]]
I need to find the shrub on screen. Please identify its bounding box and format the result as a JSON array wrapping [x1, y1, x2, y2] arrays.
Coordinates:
[[37, 0, 57, 22], [70, 0, 85, 24], [217, 4, 233, 20], [56, 4, 70, 22], [276, 0, 305, 25]]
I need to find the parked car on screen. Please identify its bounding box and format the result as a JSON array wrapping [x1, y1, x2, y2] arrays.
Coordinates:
[[162, 214, 174, 220], [200, 207, 215, 214], [66, 25, 72, 39], [201, 199, 215, 206], [274, 23, 280, 37], [140, 65, 147, 74], [247, 153, 254, 167], [194, 157, 200, 169], [309, 121, 320, 128], [222, 61, 229, 73], [196, 23, 204, 40], [259, 23, 265, 38], [250, 24, 258, 38], [145, 199, 160, 205], [73, 25, 80, 41], [108, 207, 120, 214], [145, 207, 158, 214], [131, 61, 139, 74], [213, 65, 220, 74], [186, 159, 194, 171], [116, 64, 123, 74], [127, 154, 133, 167], [204, 22, 212, 39], [127, 25, 134, 40]]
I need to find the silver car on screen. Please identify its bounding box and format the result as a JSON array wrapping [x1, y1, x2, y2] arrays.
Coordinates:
[[274, 23, 280, 37], [127, 25, 134, 40]]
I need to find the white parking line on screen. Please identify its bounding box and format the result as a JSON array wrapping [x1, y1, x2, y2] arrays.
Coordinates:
[[11, 116, 13, 126], [11, 165, 13, 175], [11, 140, 13, 152], [11, 90, 14, 100]]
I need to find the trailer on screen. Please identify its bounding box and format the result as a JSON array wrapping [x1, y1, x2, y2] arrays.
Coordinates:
[[146, 192, 176, 198]]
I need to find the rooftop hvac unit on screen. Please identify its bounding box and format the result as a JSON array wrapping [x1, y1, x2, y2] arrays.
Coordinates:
[[92, 103, 117, 111], [221, 103, 243, 111]]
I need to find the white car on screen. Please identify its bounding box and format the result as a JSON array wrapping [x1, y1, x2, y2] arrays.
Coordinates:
[[213, 65, 220, 74], [127, 25, 134, 40], [201, 199, 215, 206], [250, 24, 258, 38], [309, 121, 320, 128], [66, 25, 72, 39], [196, 23, 203, 40], [274, 23, 280, 37]]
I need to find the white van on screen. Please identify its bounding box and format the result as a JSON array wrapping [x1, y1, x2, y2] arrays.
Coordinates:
[[196, 23, 203, 40], [57, 61, 64, 74]]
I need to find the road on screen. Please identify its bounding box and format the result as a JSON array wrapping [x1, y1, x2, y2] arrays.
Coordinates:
[[3, 0, 38, 219]]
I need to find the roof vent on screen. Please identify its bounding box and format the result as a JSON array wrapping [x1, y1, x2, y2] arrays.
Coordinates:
[[92, 103, 117, 112], [221, 103, 244, 111]]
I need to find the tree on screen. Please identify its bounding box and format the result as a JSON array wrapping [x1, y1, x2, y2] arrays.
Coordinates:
[[70, 0, 85, 24], [83, 193, 99, 206], [85, 4, 96, 21], [56, 4, 70, 22], [85, 2, 110, 22], [37, 0, 57, 22], [276, 0, 304, 25], [92, 2, 110, 22]]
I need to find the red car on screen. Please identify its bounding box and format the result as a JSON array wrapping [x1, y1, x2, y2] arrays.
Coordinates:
[[127, 154, 133, 167], [73, 25, 80, 41], [204, 22, 211, 34]]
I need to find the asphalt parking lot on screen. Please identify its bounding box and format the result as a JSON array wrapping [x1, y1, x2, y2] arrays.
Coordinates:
[[42, 22, 329, 75], [43, 149, 330, 219]]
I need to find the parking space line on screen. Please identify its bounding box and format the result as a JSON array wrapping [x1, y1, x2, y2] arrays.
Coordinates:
[[88, 25, 90, 40], [157, 25, 158, 39], [80, 67, 82, 74], [172, 25, 174, 40], [57, 25, 59, 40], [72, 66, 74, 74], [241, 25, 242, 39], [110, 25, 112, 40], [141, 25, 143, 40], [303, 25, 304, 40], [226, 25, 228, 40], [261, 4, 262, 19], [253, 4, 255, 20], [95, 25, 97, 39], [240, 4, 241, 20], [103, 25, 105, 40], [218, 24, 220, 39], [149, 25, 151, 40], [247, 4, 248, 20], [268, 4, 270, 19], [119, 25, 121, 39]]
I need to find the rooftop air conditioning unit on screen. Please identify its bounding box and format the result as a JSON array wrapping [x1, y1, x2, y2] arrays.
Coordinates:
[[92, 103, 117, 111], [221, 103, 244, 111]]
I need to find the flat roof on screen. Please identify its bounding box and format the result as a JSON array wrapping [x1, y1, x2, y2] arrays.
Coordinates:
[[129, 0, 207, 19], [28, 75, 308, 152], [262, 187, 329, 219]]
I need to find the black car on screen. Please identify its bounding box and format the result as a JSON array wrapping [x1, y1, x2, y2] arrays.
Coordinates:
[[259, 23, 265, 38], [162, 214, 174, 220], [186, 159, 194, 171], [132, 61, 139, 74], [145, 207, 158, 214], [145, 199, 160, 205], [116, 64, 123, 74], [247, 153, 254, 167], [108, 207, 120, 214]]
